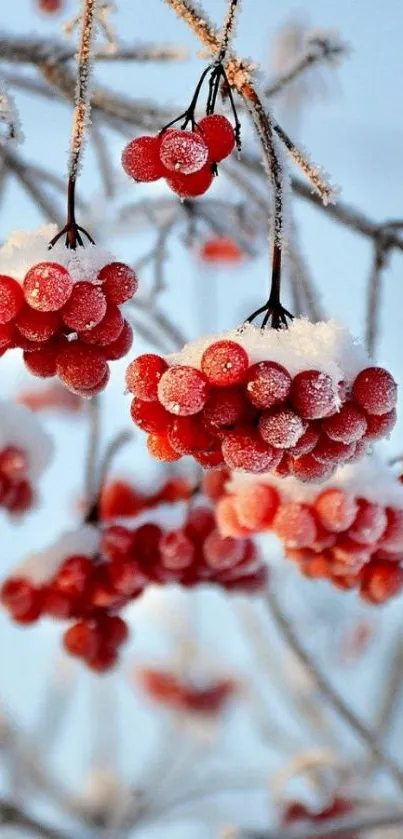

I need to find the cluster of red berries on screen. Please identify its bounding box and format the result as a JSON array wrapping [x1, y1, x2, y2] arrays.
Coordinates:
[[122, 115, 235, 199], [217, 474, 403, 604], [0, 444, 36, 516], [138, 668, 237, 715], [125, 336, 397, 477], [99, 475, 193, 520], [282, 797, 355, 838], [0, 508, 267, 671], [0, 259, 137, 396]]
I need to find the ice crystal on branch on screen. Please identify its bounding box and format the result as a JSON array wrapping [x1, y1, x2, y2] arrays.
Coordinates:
[[0, 76, 23, 146]]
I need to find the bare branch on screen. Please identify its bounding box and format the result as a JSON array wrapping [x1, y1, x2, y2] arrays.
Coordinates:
[[365, 238, 390, 357], [217, 0, 240, 63], [266, 589, 403, 791], [265, 31, 348, 99]]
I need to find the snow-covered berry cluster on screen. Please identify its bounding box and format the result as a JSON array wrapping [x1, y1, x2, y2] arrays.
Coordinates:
[[0, 227, 137, 396], [138, 668, 237, 716], [0, 505, 267, 672], [218, 459, 403, 604], [122, 115, 235, 199], [126, 321, 397, 477], [0, 400, 52, 517]]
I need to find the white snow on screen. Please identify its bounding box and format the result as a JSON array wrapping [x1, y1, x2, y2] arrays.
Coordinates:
[[18, 525, 100, 584], [166, 319, 371, 387], [0, 400, 53, 479], [0, 225, 114, 284], [227, 455, 403, 509]]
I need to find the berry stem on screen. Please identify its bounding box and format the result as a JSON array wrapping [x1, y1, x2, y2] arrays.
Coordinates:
[[266, 589, 403, 792]]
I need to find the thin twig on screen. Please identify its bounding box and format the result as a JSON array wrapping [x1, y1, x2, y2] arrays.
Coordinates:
[[266, 589, 403, 792], [0, 34, 188, 65], [84, 394, 101, 509], [0, 145, 64, 226], [217, 0, 240, 63], [0, 800, 74, 839], [265, 34, 347, 99], [68, 0, 97, 181], [365, 238, 390, 357]]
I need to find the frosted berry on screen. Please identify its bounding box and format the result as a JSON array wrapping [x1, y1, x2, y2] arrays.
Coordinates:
[[103, 321, 133, 361], [159, 129, 208, 175], [55, 555, 93, 598], [202, 469, 229, 502], [77, 368, 110, 397], [198, 114, 235, 162], [184, 507, 215, 541], [23, 340, 60, 378], [194, 446, 225, 469], [201, 340, 249, 387], [360, 561, 403, 604], [79, 304, 124, 346], [352, 367, 397, 415], [313, 435, 356, 464], [62, 282, 107, 331], [147, 433, 181, 462], [158, 365, 209, 415], [130, 398, 171, 433], [122, 136, 164, 182], [233, 483, 280, 530], [0, 321, 15, 349], [166, 163, 214, 198], [378, 508, 403, 552], [245, 361, 291, 409], [56, 342, 108, 391], [259, 407, 306, 448], [323, 401, 367, 443], [0, 275, 24, 323], [288, 423, 320, 458], [168, 415, 213, 454], [160, 530, 195, 570], [332, 538, 372, 568], [17, 306, 60, 342], [289, 453, 335, 482], [348, 499, 387, 544], [216, 496, 252, 538], [291, 370, 338, 419], [203, 528, 244, 570], [315, 488, 358, 533], [203, 387, 250, 434], [126, 354, 167, 401], [101, 524, 133, 563], [23, 262, 73, 312], [97, 262, 138, 305], [364, 409, 397, 440], [273, 503, 317, 548], [222, 429, 274, 473]]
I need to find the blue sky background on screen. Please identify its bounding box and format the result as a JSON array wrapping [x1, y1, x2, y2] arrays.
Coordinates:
[[0, 1, 403, 835]]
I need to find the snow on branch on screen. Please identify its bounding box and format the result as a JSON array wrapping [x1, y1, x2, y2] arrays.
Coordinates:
[[0, 75, 23, 145], [68, 0, 97, 181]]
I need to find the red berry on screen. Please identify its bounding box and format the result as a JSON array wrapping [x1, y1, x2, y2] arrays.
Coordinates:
[[198, 114, 235, 162], [200, 237, 243, 264], [0, 577, 42, 623], [360, 560, 403, 604], [168, 415, 213, 454], [55, 555, 93, 598], [288, 422, 320, 458], [23, 262, 73, 312], [233, 483, 280, 530], [0, 275, 24, 323], [17, 306, 60, 342], [222, 428, 274, 473], [258, 407, 306, 449], [323, 401, 367, 443], [147, 433, 181, 462], [273, 502, 317, 548], [166, 162, 214, 198], [378, 508, 403, 552], [160, 529, 195, 570], [125, 354, 167, 400], [289, 453, 335, 482], [4, 480, 34, 515], [98, 614, 129, 647], [37, 0, 63, 11], [108, 559, 146, 596], [202, 469, 229, 502], [61, 282, 107, 331], [194, 445, 225, 469], [364, 409, 397, 440], [130, 397, 171, 433], [97, 262, 138, 305], [100, 481, 144, 520], [0, 446, 28, 479], [332, 538, 372, 568], [103, 320, 133, 361], [202, 387, 250, 434], [245, 361, 291, 409], [313, 435, 356, 464], [42, 586, 77, 619], [315, 488, 358, 533], [23, 340, 60, 378], [159, 129, 208, 174], [158, 365, 209, 415], [291, 370, 339, 420], [87, 647, 119, 673], [132, 523, 162, 568], [216, 496, 252, 538], [203, 528, 244, 570], [122, 135, 164, 182], [76, 367, 110, 397], [201, 340, 249, 387], [101, 525, 133, 562], [56, 342, 108, 391], [63, 620, 98, 659], [352, 367, 397, 415], [348, 499, 387, 544], [0, 321, 15, 349], [185, 506, 215, 541]]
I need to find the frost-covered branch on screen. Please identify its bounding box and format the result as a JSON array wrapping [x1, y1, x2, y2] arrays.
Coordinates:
[[265, 29, 348, 99], [68, 0, 97, 181], [0, 34, 188, 65], [266, 589, 403, 791], [217, 0, 240, 63], [0, 75, 23, 145]]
